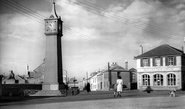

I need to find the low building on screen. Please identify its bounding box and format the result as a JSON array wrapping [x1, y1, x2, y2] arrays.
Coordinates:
[[108, 63, 131, 90], [87, 62, 133, 91], [89, 71, 98, 91], [2, 70, 18, 84], [97, 71, 103, 91], [78, 78, 87, 91]]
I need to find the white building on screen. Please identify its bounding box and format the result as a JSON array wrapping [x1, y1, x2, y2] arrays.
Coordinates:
[[89, 72, 98, 91], [135, 44, 185, 90]]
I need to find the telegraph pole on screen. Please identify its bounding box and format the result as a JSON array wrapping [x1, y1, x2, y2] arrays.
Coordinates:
[[108, 62, 111, 90]]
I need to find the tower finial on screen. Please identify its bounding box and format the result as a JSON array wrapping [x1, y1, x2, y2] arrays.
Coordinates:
[[50, 1, 58, 18]]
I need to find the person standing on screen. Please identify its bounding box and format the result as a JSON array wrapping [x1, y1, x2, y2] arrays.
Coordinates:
[[116, 76, 123, 97], [65, 84, 69, 96], [86, 82, 91, 94], [113, 83, 117, 97]]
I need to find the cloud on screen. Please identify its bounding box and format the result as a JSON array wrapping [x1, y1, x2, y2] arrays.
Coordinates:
[[59, 0, 184, 53], [106, 0, 184, 42], [0, 12, 45, 75], [0, 13, 44, 41], [1, 0, 185, 79], [176, 3, 185, 9], [63, 27, 100, 41]]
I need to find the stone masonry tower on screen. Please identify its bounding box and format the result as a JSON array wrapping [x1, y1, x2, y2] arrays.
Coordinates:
[[33, 2, 64, 96]]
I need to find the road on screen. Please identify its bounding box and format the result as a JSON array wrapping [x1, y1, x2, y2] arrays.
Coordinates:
[[1, 90, 185, 109]]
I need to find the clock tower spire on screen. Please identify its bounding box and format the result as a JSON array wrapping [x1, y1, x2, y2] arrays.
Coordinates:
[[50, 1, 58, 18]]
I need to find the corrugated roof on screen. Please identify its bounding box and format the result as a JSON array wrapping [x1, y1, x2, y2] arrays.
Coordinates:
[[136, 44, 184, 58]]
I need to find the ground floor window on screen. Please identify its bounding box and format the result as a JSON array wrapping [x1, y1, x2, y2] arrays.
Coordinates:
[[154, 74, 163, 86], [142, 74, 150, 86], [167, 73, 176, 86]]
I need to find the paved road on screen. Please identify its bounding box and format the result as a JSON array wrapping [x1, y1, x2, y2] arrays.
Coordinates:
[[1, 90, 185, 109]]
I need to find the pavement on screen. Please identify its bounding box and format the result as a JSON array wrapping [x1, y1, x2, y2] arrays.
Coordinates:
[[1, 90, 185, 109]]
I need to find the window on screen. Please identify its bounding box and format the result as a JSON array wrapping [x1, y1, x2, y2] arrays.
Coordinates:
[[153, 57, 163, 66], [155, 58, 161, 66], [153, 74, 163, 86], [141, 58, 150, 67], [166, 56, 176, 66], [143, 59, 148, 66], [142, 74, 150, 86], [167, 73, 176, 86], [168, 57, 174, 65]]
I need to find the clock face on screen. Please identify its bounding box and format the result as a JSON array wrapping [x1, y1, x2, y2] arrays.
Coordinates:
[[45, 20, 57, 33]]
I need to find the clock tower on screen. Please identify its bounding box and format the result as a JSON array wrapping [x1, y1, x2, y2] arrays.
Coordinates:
[[33, 2, 64, 96]]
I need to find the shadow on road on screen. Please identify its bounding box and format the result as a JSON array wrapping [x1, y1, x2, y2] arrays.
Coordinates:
[[1, 90, 185, 107]]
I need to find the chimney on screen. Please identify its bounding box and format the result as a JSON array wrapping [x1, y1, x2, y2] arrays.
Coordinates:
[[111, 62, 115, 66], [108, 62, 110, 71], [125, 60, 128, 70], [139, 45, 143, 55]]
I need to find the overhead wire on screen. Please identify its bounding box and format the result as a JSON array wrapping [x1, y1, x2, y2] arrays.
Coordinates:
[[62, 1, 175, 44], [11, 0, 47, 19], [77, 0, 183, 40], [0, 0, 112, 71], [4, 0, 180, 54], [58, 0, 180, 45], [0, 0, 147, 72], [2, 0, 180, 54], [4, 0, 177, 44], [0, 0, 44, 24], [81, 0, 184, 39], [1, 0, 131, 50]]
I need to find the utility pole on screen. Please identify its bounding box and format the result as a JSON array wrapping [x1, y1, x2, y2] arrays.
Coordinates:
[[108, 62, 111, 90]]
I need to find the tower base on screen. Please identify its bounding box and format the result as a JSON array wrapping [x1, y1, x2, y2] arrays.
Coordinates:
[[29, 90, 65, 96], [30, 84, 66, 96]]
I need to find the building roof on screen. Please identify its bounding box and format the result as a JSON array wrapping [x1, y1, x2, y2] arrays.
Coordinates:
[[99, 64, 129, 73], [110, 65, 129, 72], [96, 71, 102, 76], [15, 75, 26, 80], [129, 68, 137, 72], [90, 72, 98, 76], [33, 62, 45, 79], [136, 44, 184, 58]]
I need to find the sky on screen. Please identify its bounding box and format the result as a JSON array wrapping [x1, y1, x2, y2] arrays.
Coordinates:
[[0, 0, 185, 81]]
